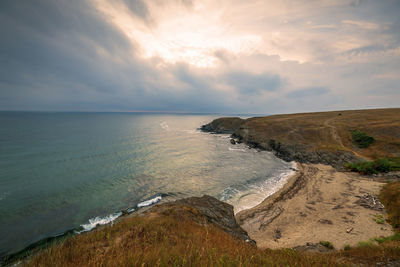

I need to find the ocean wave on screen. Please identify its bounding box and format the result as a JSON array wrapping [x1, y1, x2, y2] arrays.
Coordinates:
[[228, 147, 246, 152], [182, 129, 201, 134], [126, 207, 135, 213], [222, 162, 297, 213], [137, 195, 162, 208], [77, 212, 122, 233], [219, 187, 240, 202]]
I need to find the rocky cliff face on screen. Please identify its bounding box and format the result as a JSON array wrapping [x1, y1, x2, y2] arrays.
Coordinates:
[[200, 117, 244, 134]]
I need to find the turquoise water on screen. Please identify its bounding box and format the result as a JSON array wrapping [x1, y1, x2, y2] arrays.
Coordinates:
[[0, 112, 292, 257]]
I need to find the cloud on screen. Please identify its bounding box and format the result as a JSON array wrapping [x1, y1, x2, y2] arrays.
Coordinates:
[[122, 0, 151, 22], [0, 0, 399, 114], [342, 20, 379, 30], [286, 87, 329, 99], [225, 71, 282, 95]]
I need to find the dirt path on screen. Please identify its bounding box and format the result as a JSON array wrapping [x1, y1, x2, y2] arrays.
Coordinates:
[[324, 117, 344, 148], [323, 117, 367, 160], [236, 164, 393, 249]]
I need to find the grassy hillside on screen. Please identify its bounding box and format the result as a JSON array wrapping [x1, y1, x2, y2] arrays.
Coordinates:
[[202, 108, 400, 169], [21, 198, 400, 267], [240, 108, 400, 159]]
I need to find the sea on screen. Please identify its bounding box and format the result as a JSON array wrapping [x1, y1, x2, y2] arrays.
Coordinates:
[[0, 112, 295, 258]]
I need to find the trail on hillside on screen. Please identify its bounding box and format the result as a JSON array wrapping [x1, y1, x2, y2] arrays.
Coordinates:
[[323, 117, 367, 160], [323, 117, 344, 148]]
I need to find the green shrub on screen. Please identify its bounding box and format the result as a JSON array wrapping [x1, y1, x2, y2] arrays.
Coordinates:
[[344, 244, 351, 250], [374, 233, 400, 244], [357, 240, 376, 248], [346, 157, 400, 175], [319, 241, 334, 249], [350, 130, 375, 148], [373, 214, 385, 224]]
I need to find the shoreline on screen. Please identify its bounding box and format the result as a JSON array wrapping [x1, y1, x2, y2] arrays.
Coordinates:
[[236, 163, 394, 249]]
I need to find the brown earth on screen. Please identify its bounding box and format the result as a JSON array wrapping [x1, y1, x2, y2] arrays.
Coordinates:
[[236, 163, 393, 250]]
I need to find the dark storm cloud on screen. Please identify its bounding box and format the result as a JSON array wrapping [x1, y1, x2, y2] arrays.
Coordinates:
[[0, 0, 256, 113], [0, 0, 143, 109], [0, 0, 399, 114], [0, 0, 229, 112]]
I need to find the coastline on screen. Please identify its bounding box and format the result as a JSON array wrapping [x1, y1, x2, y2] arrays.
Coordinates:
[[236, 163, 393, 249]]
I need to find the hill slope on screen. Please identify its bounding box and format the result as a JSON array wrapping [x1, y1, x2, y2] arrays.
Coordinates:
[[201, 108, 400, 168]]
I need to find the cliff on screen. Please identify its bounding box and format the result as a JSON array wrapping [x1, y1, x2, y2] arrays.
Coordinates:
[[201, 108, 400, 169]]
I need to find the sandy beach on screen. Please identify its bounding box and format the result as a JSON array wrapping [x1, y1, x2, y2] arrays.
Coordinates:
[[236, 163, 394, 250]]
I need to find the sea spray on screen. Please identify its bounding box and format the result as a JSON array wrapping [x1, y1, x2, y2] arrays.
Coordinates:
[[77, 212, 123, 233]]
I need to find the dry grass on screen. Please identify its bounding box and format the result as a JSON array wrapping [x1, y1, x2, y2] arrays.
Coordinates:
[[24, 210, 346, 267], [335, 240, 400, 266], [242, 108, 400, 160], [379, 181, 400, 231], [23, 205, 400, 267]]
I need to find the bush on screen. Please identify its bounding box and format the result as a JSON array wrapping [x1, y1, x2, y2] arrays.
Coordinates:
[[319, 241, 334, 249], [373, 214, 385, 224], [374, 233, 400, 244], [357, 240, 376, 248], [350, 130, 375, 148], [346, 157, 400, 175]]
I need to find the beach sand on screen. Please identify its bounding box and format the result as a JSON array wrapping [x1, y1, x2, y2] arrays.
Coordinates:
[[236, 163, 394, 250]]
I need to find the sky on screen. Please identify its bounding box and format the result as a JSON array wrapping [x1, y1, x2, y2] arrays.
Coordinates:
[[0, 0, 399, 114]]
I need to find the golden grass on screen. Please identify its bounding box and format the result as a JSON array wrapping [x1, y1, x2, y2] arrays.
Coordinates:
[[335, 240, 400, 266], [25, 211, 347, 267], [242, 108, 400, 160], [22, 205, 400, 267]]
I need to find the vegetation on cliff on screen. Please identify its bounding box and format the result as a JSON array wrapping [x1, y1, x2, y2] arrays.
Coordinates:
[[18, 194, 400, 267], [349, 130, 375, 148], [23, 196, 344, 267], [201, 108, 400, 169], [346, 157, 400, 174]]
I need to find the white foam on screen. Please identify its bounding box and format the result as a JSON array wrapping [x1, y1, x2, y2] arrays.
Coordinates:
[[182, 129, 201, 134], [160, 122, 169, 131], [137, 195, 162, 208], [225, 162, 298, 214], [77, 212, 122, 233], [228, 147, 246, 152]]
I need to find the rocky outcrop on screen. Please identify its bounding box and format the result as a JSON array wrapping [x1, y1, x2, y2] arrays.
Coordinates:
[[141, 195, 255, 244], [200, 117, 244, 134], [201, 117, 361, 170]]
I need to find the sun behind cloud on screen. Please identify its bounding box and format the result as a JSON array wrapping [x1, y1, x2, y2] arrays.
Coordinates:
[[93, 0, 263, 67]]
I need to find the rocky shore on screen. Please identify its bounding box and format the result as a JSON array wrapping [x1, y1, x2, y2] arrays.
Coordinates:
[[201, 109, 400, 169], [200, 109, 399, 250]]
